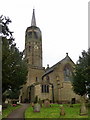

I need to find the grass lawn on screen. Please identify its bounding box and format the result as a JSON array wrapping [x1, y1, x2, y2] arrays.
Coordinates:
[[2, 104, 21, 118], [25, 104, 89, 118]]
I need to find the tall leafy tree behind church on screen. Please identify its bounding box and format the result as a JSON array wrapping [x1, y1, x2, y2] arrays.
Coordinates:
[[72, 48, 90, 98], [1, 15, 27, 98]]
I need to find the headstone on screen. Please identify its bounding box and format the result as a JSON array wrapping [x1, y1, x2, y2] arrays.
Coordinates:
[[80, 102, 88, 115], [5, 100, 8, 104], [31, 102, 34, 107], [44, 99, 50, 108], [80, 96, 88, 116], [60, 105, 65, 116], [33, 103, 40, 112]]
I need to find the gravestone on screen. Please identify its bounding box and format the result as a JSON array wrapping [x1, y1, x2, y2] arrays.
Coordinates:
[[80, 96, 88, 116], [44, 99, 50, 108], [60, 105, 65, 116], [33, 103, 40, 112], [31, 102, 34, 107]]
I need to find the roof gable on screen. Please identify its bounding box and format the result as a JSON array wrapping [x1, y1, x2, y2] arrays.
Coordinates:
[[42, 54, 75, 77]]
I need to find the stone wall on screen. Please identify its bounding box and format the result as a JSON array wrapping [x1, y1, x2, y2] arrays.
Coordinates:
[[35, 84, 52, 101], [27, 67, 45, 86]]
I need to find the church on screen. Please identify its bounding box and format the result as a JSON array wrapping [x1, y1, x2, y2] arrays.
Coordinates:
[[19, 9, 80, 103]]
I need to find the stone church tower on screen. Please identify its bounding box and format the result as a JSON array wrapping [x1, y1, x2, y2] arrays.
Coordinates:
[[25, 9, 42, 67], [20, 9, 45, 103]]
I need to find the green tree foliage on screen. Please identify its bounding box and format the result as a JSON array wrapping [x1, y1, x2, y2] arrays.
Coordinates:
[[3, 89, 20, 99], [1, 15, 27, 96], [72, 49, 90, 98]]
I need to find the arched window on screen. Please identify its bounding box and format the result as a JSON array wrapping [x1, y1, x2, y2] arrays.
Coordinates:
[[64, 64, 72, 81]]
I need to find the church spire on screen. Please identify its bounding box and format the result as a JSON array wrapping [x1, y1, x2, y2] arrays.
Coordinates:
[[31, 9, 36, 26]]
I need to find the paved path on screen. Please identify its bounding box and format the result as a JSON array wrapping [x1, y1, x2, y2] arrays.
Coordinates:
[[7, 103, 29, 119]]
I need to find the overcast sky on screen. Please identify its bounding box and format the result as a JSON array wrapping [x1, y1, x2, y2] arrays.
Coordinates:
[[0, 0, 88, 67]]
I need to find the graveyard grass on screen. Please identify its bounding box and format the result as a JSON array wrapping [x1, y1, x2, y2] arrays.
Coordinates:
[[25, 104, 89, 118], [2, 104, 21, 118]]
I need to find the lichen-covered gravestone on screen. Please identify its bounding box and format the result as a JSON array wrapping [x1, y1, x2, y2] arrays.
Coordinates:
[[33, 103, 41, 112], [44, 99, 50, 108]]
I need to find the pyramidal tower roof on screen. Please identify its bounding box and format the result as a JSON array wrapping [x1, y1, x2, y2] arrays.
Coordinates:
[[31, 9, 36, 26]]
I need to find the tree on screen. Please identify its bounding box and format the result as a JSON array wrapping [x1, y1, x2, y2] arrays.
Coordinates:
[[1, 15, 27, 99], [72, 64, 87, 96], [72, 48, 90, 98], [72, 49, 90, 115]]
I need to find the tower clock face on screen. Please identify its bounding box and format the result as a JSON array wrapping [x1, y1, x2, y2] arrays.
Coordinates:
[[34, 44, 39, 49]]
